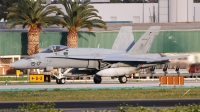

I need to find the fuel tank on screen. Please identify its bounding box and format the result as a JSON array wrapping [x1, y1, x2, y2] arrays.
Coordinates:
[[96, 67, 137, 77]]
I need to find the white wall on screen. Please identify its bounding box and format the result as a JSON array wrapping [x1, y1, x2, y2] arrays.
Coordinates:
[[45, 1, 200, 23], [92, 3, 158, 23], [169, 0, 193, 22], [159, 0, 169, 23], [194, 3, 200, 22]]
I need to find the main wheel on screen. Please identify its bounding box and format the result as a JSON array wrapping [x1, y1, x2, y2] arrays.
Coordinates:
[[56, 79, 60, 84], [61, 78, 65, 84], [56, 78, 65, 84], [119, 76, 127, 83], [93, 75, 102, 84]]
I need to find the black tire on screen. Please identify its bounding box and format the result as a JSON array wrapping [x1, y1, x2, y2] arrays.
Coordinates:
[[61, 78, 65, 84], [119, 76, 127, 83], [93, 75, 102, 84], [56, 79, 60, 84]]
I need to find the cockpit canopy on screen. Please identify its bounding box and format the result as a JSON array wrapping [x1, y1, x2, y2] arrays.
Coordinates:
[[40, 45, 70, 53]]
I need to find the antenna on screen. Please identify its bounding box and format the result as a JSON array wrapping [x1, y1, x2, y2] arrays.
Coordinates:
[[97, 44, 100, 48]]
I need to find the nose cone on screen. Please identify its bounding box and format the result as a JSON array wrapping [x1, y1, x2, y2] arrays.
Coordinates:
[[10, 59, 28, 69]]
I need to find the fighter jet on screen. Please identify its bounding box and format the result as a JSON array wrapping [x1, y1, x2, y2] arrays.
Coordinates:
[[10, 26, 189, 84]]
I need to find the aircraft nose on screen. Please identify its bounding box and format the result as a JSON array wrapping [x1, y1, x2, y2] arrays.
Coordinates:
[[10, 59, 28, 69]]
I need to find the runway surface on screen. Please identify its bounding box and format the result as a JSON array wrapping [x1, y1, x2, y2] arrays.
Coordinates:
[[0, 81, 200, 111], [1, 99, 200, 111], [0, 81, 200, 91]]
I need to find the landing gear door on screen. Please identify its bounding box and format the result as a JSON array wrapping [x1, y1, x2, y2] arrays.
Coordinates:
[[46, 59, 53, 67]]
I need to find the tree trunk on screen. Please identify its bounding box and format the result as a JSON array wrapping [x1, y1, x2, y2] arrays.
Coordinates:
[[27, 26, 41, 55], [27, 26, 41, 74], [66, 29, 78, 48]]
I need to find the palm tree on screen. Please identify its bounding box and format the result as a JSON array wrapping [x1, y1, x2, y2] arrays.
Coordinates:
[[6, 0, 60, 55], [58, 0, 107, 48]]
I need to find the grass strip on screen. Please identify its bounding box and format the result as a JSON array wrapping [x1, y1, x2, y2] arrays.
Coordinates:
[[0, 77, 27, 81], [0, 88, 200, 101]]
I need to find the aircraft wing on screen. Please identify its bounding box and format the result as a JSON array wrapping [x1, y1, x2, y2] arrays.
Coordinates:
[[103, 55, 189, 63], [46, 54, 189, 63]]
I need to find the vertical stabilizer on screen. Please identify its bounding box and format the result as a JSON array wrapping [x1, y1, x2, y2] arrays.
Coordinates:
[[127, 26, 161, 55], [112, 26, 134, 51]]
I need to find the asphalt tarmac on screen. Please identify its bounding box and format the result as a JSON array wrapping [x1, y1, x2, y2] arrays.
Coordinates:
[[0, 80, 199, 91], [1, 99, 200, 111]]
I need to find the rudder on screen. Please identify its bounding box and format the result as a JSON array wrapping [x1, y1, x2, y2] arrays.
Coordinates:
[[127, 26, 161, 55]]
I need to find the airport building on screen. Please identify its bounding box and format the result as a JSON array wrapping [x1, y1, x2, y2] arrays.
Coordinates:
[[0, 0, 200, 75], [46, 0, 200, 23]]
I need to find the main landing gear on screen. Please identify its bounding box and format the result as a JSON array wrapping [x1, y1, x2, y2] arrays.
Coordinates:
[[118, 75, 127, 83], [93, 75, 102, 84], [93, 75, 128, 84], [56, 78, 66, 84]]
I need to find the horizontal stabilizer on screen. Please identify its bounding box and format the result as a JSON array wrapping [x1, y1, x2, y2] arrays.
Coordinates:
[[147, 55, 189, 63]]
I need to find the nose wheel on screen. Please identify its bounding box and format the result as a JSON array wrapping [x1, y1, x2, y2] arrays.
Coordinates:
[[118, 76, 127, 83]]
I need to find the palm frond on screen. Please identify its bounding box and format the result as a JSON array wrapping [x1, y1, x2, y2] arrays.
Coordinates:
[[6, 0, 62, 30], [58, 0, 107, 31]]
